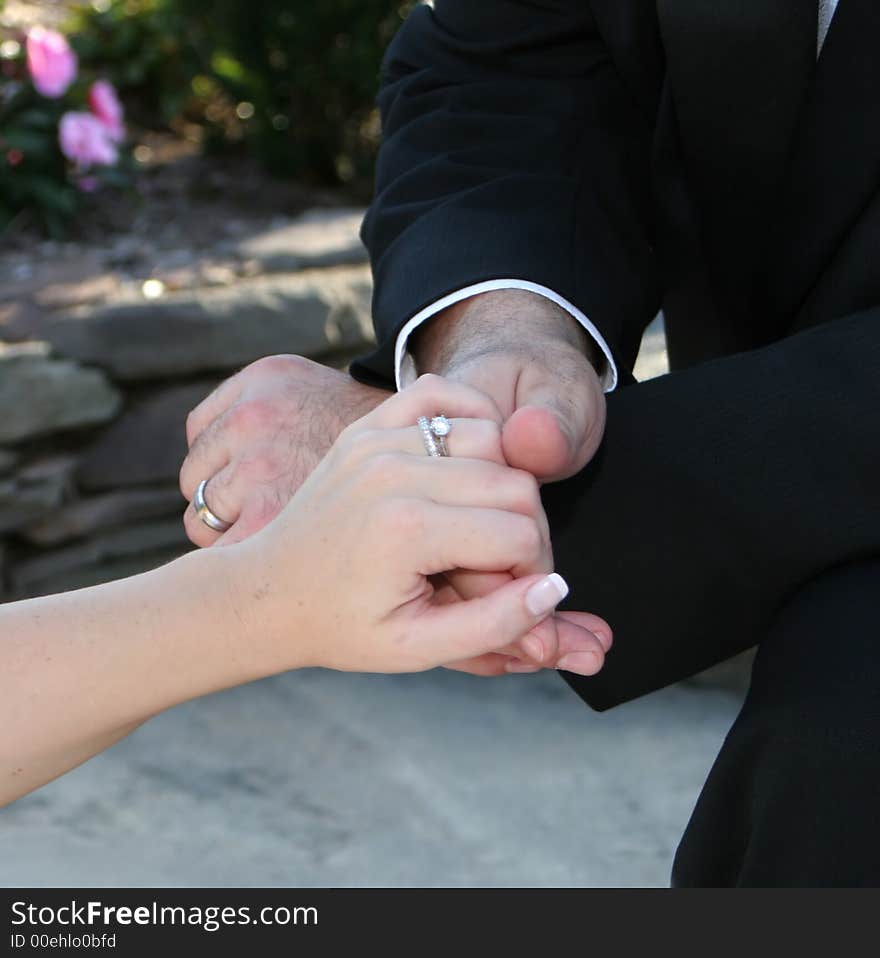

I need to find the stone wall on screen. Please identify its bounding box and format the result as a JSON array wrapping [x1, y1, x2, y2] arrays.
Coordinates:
[[0, 208, 375, 600]]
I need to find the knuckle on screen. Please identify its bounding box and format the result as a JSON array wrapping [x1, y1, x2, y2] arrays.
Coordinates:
[[184, 408, 201, 444], [515, 516, 544, 558], [362, 451, 404, 488], [324, 427, 365, 480], [415, 372, 443, 389], [250, 493, 282, 527], [239, 450, 278, 480], [482, 418, 503, 441], [246, 353, 304, 378], [342, 426, 379, 461], [334, 419, 372, 459], [335, 419, 358, 446], [410, 372, 445, 402], [509, 470, 542, 515], [228, 398, 275, 434], [378, 497, 423, 538], [472, 419, 504, 459], [178, 462, 194, 499], [205, 468, 234, 500], [205, 489, 237, 525]]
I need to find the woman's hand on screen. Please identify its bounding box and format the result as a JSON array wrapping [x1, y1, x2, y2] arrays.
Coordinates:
[[230, 375, 611, 676], [0, 374, 610, 806]]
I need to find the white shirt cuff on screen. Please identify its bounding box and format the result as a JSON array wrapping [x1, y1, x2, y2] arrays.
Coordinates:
[[393, 279, 618, 393]]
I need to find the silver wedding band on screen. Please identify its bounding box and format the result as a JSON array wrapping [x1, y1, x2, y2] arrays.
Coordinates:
[[194, 478, 233, 532], [418, 415, 452, 457]]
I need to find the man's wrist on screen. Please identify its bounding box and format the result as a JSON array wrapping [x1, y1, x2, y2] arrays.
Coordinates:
[[336, 378, 392, 432], [411, 288, 602, 376]]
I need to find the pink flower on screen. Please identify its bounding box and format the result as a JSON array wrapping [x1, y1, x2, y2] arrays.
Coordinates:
[[26, 27, 77, 99], [88, 80, 125, 143], [59, 112, 118, 169]]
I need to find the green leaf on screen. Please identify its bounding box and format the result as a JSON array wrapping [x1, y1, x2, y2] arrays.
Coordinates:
[[2, 129, 54, 155], [26, 175, 78, 215], [13, 110, 59, 132]]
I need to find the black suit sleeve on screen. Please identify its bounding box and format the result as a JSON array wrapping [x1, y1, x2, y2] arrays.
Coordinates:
[[548, 308, 880, 710], [351, 0, 661, 388]]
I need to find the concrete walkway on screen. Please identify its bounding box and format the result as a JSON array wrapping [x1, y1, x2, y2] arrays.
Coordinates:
[[1, 668, 743, 888]]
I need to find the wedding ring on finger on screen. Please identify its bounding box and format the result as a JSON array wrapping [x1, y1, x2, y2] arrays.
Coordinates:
[[194, 478, 233, 532], [417, 415, 452, 457]]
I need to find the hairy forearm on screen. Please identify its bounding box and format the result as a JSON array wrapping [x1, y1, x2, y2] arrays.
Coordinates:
[[0, 548, 289, 806], [412, 289, 603, 375]]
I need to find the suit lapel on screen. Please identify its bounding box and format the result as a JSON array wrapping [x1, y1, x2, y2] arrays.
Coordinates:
[[766, 0, 880, 325], [655, 0, 817, 323]]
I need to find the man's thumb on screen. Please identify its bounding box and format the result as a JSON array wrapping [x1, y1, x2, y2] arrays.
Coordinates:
[[502, 404, 580, 480]]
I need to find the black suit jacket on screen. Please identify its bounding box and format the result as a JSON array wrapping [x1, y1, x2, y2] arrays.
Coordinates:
[[353, 0, 880, 708]]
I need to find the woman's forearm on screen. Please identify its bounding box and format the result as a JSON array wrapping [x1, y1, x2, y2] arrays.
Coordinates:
[[0, 547, 295, 806]]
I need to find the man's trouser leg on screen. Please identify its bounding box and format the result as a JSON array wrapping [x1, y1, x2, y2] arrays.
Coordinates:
[[672, 559, 880, 886]]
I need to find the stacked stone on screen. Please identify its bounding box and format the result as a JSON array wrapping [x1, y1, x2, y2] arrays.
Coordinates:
[[0, 208, 375, 601]]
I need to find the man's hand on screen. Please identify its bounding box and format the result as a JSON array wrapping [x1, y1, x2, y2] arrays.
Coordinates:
[[412, 288, 609, 675], [178, 294, 610, 678], [412, 289, 607, 480], [179, 355, 391, 547]]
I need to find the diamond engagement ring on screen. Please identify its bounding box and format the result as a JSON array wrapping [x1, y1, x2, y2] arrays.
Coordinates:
[[429, 415, 451, 456], [194, 478, 233, 532], [417, 415, 452, 457]]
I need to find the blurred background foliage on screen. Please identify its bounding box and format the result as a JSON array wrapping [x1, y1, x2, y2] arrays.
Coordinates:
[[68, 0, 415, 195]]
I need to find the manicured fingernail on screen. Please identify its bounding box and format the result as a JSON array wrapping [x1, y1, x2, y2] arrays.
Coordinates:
[[525, 573, 569, 617], [557, 651, 602, 676], [522, 635, 544, 662], [505, 660, 542, 674]]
